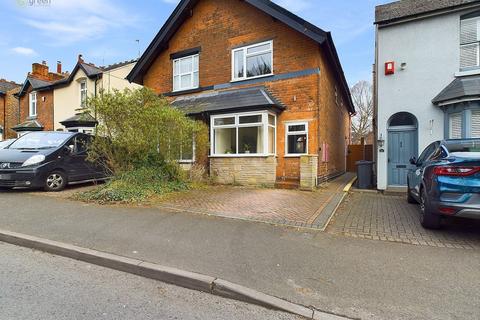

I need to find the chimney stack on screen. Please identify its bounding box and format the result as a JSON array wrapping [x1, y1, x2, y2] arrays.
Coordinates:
[[32, 62, 49, 79], [57, 61, 62, 74]]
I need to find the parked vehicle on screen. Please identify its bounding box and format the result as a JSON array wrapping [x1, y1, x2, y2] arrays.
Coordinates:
[[0, 139, 15, 149], [407, 139, 480, 229], [0, 131, 107, 191]]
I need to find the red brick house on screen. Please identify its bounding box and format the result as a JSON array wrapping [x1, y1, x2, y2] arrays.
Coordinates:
[[0, 79, 21, 140], [128, 0, 355, 189], [14, 61, 67, 136]]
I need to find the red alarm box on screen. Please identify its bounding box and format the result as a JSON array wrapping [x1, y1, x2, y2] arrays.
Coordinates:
[[385, 61, 395, 75]]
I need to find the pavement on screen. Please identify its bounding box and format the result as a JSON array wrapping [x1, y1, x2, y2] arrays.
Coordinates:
[[156, 173, 355, 230], [328, 191, 480, 249], [0, 242, 301, 320], [0, 190, 479, 320]]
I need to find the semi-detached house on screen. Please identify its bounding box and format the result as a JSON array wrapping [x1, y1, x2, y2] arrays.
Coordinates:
[[375, 0, 480, 191], [127, 0, 355, 189]]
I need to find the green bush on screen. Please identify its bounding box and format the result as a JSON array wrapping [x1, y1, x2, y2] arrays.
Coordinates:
[[75, 167, 190, 204], [75, 88, 209, 204]]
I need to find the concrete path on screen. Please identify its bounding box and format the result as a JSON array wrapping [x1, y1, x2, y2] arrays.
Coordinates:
[[0, 191, 479, 319], [0, 242, 301, 320]]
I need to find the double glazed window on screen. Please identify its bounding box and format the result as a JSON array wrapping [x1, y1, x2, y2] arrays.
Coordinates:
[[173, 54, 199, 92], [29, 92, 37, 117], [232, 41, 273, 81], [80, 80, 87, 108], [286, 122, 308, 155], [211, 112, 276, 156], [460, 15, 480, 70]]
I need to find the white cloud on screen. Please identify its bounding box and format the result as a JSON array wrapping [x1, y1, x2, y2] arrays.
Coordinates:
[[14, 0, 138, 45], [11, 46, 37, 56]]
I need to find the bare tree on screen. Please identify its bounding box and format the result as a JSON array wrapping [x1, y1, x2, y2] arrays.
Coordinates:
[[350, 80, 373, 144]]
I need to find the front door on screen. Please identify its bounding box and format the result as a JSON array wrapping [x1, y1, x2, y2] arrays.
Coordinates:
[[388, 130, 417, 186]]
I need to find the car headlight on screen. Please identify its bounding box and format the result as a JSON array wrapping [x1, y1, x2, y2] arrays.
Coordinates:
[[22, 155, 46, 167]]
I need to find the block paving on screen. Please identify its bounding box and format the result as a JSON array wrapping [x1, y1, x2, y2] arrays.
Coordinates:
[[327, 191, 480, 250], [157, 174, 353, 229]]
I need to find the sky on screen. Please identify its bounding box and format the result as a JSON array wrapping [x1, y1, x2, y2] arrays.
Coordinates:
[[0, 0, 391, 85]]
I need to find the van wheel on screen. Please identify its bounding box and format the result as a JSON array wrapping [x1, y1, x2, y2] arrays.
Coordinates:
[[420, 188, 441, 229], [45, 171, 67, 192]]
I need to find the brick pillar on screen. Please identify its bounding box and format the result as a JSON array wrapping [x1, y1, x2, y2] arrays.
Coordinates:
[[300, 155, 318, 191]]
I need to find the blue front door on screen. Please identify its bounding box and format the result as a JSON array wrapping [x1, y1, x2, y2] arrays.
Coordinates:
[[388, 130, 417, 186]]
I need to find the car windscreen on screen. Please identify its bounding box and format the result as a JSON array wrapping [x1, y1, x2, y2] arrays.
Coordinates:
[[8, 132, 72, 150], [445, 140, 480, 153], [0, 140, 13, 149]]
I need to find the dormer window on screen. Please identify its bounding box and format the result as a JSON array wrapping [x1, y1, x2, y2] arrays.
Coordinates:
[[232, 40, 273, 81], [29, 92, 37, 117], [79, 80, 87, 108], [460, 13, 480, 70], [173, 54, 199, 92]]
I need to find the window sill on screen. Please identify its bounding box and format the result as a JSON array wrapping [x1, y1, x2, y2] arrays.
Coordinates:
[[455, 69, 480, 77], [284, 154, 308, 158], [231, 73, 274, 83], [27, 116, 37, 120], [163, 86, 211, 97]]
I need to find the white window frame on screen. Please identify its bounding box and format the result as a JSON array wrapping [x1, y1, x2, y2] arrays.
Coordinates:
[[29, 92, 37, 117], [67, 127, 94, 135], [231, 40, 274, 82], [460, 16, 480, 70], [173, 54, 199, 92], [285, 121, 309, 157], [210, 111, 277, 157], [79, 80, 88, 108]]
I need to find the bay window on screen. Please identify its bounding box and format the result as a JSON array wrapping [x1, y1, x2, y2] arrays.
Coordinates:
[[173, 54, 199, 92], [29, 92, 37, 117], [447, 108, 480, 139], [232, 41, 273, 81], [211, 112, 276, 156], [286, 122, 308, 155]]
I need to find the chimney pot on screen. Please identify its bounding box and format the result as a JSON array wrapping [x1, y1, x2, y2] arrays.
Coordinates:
[[78, 54, 84, 63], [42, 60, 47, 65], [57, 61, 62, 74]]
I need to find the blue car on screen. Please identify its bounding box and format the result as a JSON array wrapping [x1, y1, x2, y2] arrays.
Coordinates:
[[407, 139, 480, 229]]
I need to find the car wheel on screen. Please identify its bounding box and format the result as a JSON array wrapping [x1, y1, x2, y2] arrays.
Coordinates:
[[420, 188, 441, 229], [45, 171, 67, 192]]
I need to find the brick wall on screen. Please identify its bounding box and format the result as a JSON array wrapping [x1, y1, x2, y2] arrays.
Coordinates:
[[3, 87, 20, 139], [210, 156, 276, 186], [19, 86, 55, 131], [142, 0, 351, 184]]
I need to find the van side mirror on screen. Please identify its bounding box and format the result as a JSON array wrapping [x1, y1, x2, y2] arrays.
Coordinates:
[[409, 157, 417, 165]]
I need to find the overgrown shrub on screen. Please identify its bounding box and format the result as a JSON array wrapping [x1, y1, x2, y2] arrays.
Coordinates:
[[76, 88, 209, 204], [87, 88, 208, 175]]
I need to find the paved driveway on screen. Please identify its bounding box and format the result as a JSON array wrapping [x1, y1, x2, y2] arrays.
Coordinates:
[[157, 173, 354, 229], [327, 191, 480, 249]]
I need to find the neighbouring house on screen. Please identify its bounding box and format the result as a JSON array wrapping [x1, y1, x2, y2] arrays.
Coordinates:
[[0, 79, 21, 140], [374, 0, 480, 190], [14, 61, 67, 136], [14, 56, 141, 136], [127, 0, 355, 189], [53, 55, 141, 133]]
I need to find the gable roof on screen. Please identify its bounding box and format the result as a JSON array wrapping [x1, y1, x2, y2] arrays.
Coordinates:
[[16, 76, 58, 97], [126, 0, 355, 113], [375, 0, 480, 25], [432, 75, 480, 105]]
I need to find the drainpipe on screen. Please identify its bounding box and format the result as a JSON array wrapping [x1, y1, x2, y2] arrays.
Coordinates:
[[3, 94, 6, 139]]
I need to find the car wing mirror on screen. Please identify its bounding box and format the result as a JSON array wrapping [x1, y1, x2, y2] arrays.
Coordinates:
[[409, 157, 417, 165], [64, 145, 74, 154]]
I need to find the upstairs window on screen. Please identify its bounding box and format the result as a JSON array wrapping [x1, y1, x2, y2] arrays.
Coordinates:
[[173, 54, 199, 92], [79, 80, 87, 108], [232, 41, 273, 81], [29, 92, 37, 117], [460, 14, 480, 70]]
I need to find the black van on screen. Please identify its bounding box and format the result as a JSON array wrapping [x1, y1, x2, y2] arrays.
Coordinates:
[[0, 131, 107, 191]]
